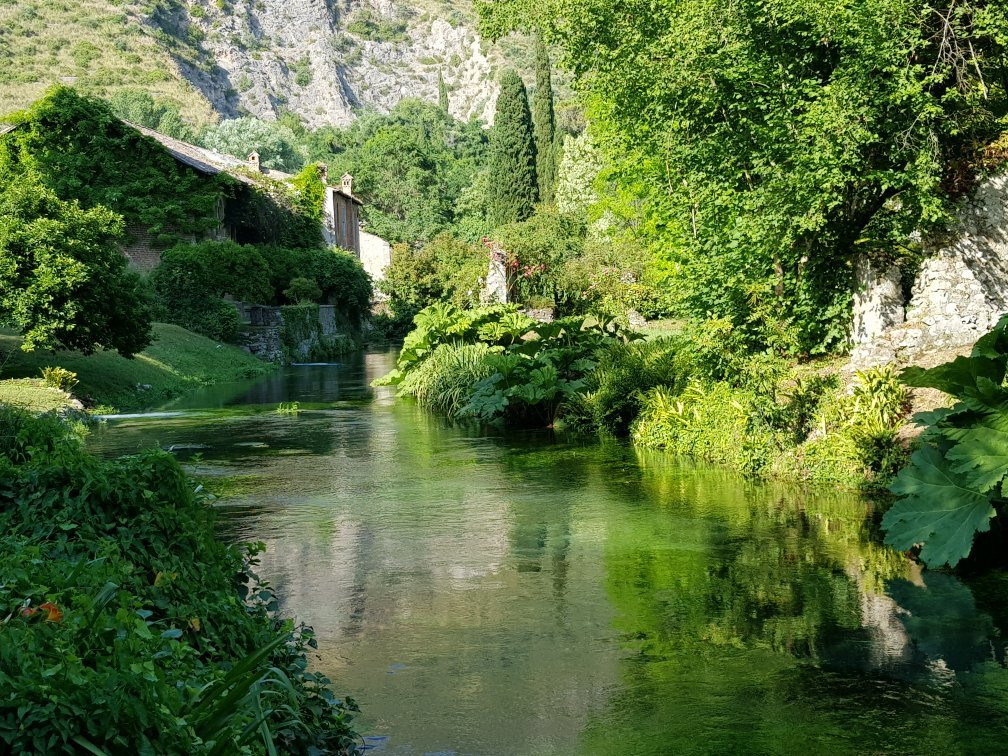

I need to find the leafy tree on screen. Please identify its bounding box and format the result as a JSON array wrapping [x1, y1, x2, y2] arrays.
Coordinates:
[[0, 86, 223, 241], [200, 117, 305, 173], [554, 131, 603, 216], [487, 70, 538, 226], [310, 248, 373, 325], [379, 233, 486, 319], [532, 38, 557, 203], [479, 0, 1008, 354], [438, 69, 450, 112], [106, 89, 196, 141], [0, 177, 152, 356], [322, 99, 488, 244]]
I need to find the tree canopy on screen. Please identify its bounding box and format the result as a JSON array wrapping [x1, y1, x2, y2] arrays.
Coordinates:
[[199, 116, 306, 174], [322, 99, 489, 245], [479, 0, 1008, 353], [0, 177, 152, 356], [488, 70, 538, 226], [532, 38, 557, 203]]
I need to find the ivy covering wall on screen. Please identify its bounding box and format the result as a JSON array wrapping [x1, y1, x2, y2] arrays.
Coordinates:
[[0, 87, 223, 244]]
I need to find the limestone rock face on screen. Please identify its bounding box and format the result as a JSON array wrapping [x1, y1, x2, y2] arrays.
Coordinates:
[[850, 257, 904, 346], [176, 0, 504, 128], [849, 171, 1008, 369]]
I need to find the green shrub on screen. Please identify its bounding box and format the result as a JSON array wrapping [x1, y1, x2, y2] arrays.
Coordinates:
[[40, 367, 78, 392], [561, 338, 688, 435], [153, 242, 272, 304], [149, 248, 244, 343], [70, 40, 100, 68], [284, 276, 322, 304], [0, 177, 153, 357], [380, 302, 638, 427], [0, 407, 358, 753]]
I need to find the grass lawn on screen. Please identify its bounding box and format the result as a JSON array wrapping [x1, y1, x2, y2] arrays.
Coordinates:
[[0, 323, 274, 412], [0, 378, 75, 413]]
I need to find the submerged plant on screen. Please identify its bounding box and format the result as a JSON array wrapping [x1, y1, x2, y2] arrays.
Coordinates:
[[276, 401, 301, 415]]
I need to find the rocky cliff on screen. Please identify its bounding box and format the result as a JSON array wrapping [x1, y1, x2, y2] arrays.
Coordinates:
[[0, 0, 535, 128]]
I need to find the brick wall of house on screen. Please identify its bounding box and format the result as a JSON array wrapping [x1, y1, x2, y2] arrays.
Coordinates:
[[122, 224, 204, 272], [121, 224, 166, 272]]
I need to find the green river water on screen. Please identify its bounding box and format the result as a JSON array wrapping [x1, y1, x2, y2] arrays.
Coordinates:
[[90, 349, 1008, 755]]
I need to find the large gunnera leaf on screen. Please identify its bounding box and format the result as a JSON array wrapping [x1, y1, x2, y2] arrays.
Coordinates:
[[883, 445, 997, 568], [946, 425, 1008, 493]]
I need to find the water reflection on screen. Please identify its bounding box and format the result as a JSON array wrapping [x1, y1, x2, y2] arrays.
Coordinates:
[[88, 350, 1008, 754]]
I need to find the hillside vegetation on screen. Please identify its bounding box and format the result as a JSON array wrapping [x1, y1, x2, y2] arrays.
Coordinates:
[[0, 0, 214, 123], [0, 324, 273, 412]]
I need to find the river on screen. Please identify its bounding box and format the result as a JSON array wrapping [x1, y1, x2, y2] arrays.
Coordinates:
[[90, 348, 1008, 754]]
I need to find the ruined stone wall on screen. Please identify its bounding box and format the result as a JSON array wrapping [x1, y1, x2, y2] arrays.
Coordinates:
[[235, 302, 355, 363], [849, 171, 1008, 368]]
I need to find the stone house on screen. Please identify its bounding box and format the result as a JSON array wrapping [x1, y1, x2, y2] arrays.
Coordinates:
[[130, 125, 368, 267]]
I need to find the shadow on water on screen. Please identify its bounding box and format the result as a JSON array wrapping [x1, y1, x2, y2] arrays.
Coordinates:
[[88, 348, 1008, 755]]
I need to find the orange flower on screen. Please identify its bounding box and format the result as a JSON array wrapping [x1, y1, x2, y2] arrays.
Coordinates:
[[38, 602, 63, 623]]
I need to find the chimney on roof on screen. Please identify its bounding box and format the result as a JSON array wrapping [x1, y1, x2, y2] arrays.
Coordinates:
[[341, 173, 353, 195], [317, 163, 329, 183], [248, 151, 261, 172]]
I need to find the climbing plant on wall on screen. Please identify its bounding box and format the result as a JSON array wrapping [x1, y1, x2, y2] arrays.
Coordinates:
[[0, 86, 224, 242]]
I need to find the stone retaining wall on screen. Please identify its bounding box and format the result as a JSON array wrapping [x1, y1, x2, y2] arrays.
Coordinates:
[[849, 171, 1008, 368], [231, 302, 354, 363]]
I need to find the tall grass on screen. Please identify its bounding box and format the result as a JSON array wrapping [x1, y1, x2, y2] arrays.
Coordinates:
[[398, 342, 495, 417]]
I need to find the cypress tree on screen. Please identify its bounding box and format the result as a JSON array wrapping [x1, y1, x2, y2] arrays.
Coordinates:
[[487, 70, 538, 226], [438, 69, 449, 112], [532, 38, 556, 203]]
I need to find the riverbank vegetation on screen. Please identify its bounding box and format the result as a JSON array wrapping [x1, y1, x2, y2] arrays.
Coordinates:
[[0, 407, 359, 753], [377, 304, 912, 488], [882, 314, 1008, 569], [0, 323, 272, 413]]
